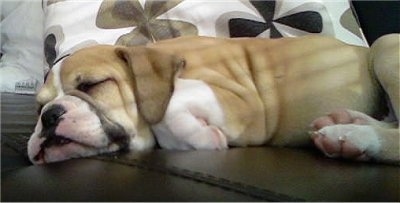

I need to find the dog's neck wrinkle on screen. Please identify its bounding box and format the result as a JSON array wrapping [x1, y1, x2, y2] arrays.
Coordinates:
[[244, 45, 280, 140]]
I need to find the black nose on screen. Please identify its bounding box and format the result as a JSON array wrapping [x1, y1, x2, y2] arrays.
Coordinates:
[[41, 104, 66, 128]]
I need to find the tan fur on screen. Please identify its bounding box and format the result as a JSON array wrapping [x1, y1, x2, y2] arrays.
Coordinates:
[[36, 35, 399, 163], [137, 35, 386, 146]]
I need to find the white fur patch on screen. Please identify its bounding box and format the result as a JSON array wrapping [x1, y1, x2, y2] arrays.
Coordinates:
[[152, 79, 226, 150], [52, 62, 66, 98], [318, 124, 381, 156]]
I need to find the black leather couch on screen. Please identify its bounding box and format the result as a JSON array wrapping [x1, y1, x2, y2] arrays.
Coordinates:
[[2, 2, 399, 201]]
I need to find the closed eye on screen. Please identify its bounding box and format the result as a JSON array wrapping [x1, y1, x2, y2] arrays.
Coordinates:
[[77, 79, 108, 93]]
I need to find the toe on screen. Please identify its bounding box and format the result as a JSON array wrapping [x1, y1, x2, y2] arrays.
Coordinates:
[[311, 132, 341, 158], [341, 141, 364, 158], [310, 116, 335, 130], [329, 109, 353, 124]]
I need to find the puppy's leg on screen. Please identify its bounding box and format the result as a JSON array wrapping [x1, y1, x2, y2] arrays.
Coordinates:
[[310, 34, 400, 163], [152, 109, 227, 150], [371, 34, 399, 120], [152, 79, 227, 150], [369, 34, 400, 162], [310, 109, 397, 162]]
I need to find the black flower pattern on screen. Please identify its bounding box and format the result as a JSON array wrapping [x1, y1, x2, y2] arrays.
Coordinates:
[[229, 0, 323, 38], [44, 25, 65, 69], [96, 0, 198, 46], [44, 25, 97, 73]]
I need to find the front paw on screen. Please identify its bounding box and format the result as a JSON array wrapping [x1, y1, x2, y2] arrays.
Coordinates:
[[311, 124, 380, 161], [193, 124, 228, 150], [153, 116, 228, 150]]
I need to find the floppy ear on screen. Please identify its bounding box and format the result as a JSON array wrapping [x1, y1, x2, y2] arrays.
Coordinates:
[[116, 46, 185, 124]]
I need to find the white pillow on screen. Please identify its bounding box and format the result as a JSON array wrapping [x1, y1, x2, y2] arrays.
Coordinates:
[[43, 0, 368, 71]]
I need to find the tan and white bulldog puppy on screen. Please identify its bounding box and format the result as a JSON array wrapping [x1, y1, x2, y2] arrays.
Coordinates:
[[28, 34, 399, 164]]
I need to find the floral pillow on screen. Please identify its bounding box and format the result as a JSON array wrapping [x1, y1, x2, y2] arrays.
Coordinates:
[[43, 0, 368, 71]]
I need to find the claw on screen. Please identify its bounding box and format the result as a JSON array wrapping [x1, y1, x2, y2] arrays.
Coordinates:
[[309, 131, 324, 138]]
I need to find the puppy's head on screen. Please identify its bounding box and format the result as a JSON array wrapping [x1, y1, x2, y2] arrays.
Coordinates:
[[28, 45, 185, 164]]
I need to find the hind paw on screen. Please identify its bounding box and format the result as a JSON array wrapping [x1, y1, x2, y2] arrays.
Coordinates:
[[311, 125, 380, 160], [310, 109, 380, 161]]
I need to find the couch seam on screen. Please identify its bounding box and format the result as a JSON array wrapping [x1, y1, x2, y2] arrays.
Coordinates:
[[92, 155, 303, 202]]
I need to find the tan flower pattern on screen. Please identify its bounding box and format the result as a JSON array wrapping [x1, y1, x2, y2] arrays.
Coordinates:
[[46, 0, 66, 6], [96, 0, 198, 46], [340, 8, 363, 39]]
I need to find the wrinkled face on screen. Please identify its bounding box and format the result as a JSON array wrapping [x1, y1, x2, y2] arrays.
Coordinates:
[[28, 45, 155, 164]]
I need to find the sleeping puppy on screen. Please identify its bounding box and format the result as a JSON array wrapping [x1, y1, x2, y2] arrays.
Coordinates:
[[28, 34, 399, 164]]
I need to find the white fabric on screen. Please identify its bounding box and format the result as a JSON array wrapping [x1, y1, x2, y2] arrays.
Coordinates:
[[43, 0, 368, 65], [0, 0, 44, 94]]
